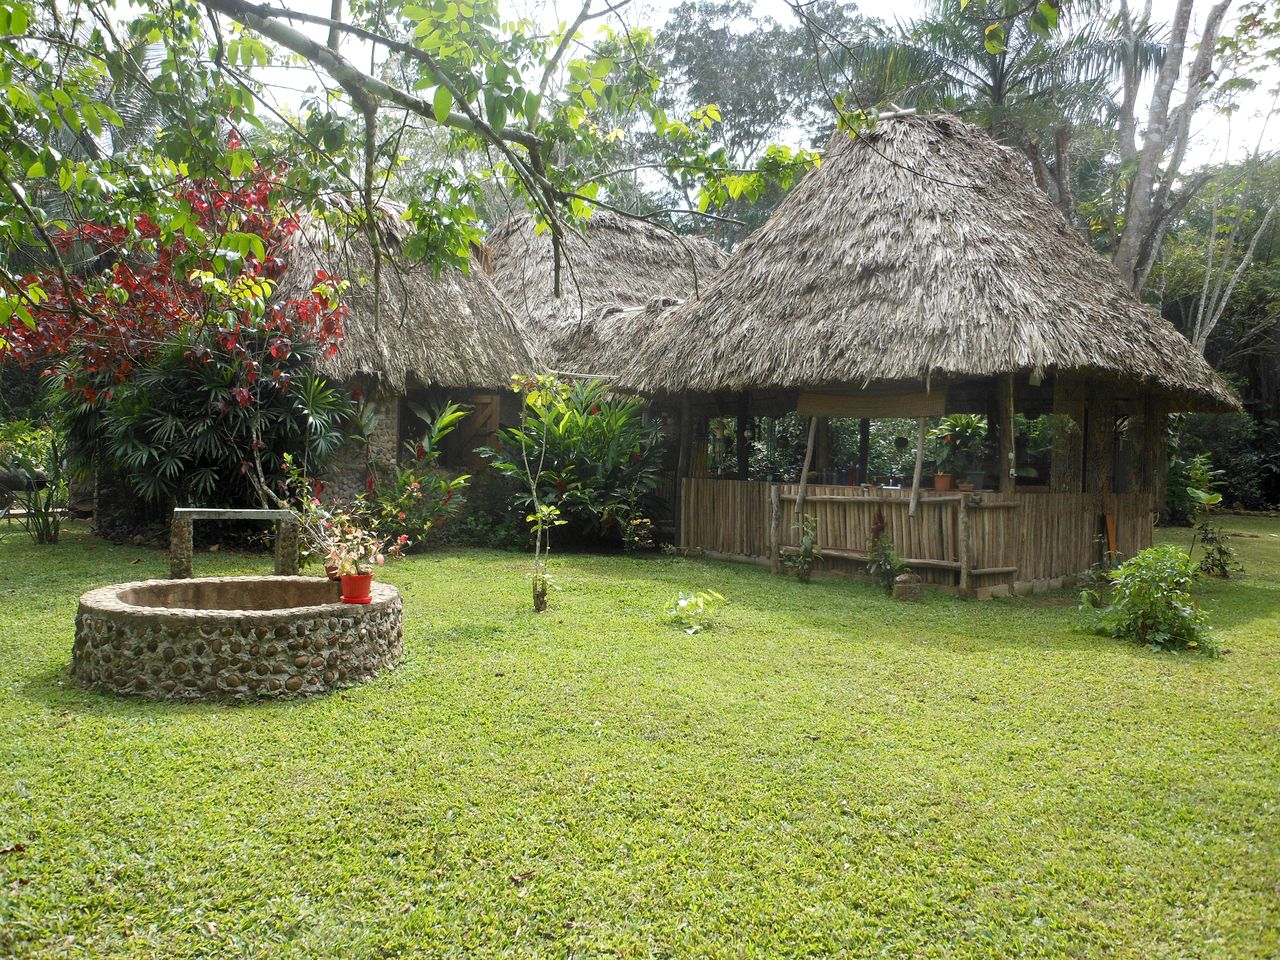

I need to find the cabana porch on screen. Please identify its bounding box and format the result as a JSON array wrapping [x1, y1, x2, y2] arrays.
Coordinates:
[[669, 372, 1168, 598]]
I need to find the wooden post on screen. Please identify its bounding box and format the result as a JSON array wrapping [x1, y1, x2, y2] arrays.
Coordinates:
[[998, 373, 1016, 494], [794, 416, 819, 519], [857, 417, 871, 483], [908, 417, 926, 517], [769, 484, 782, 573], [675, 396, 692, 535], [736, 392, 751, 480], [957, 494, 971, 596]]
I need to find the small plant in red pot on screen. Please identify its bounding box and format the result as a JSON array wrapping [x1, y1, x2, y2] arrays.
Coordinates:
[[330, 522, 409, 604]]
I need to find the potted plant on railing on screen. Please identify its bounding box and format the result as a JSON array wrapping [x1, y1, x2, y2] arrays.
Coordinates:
[[330, 522, 409, 604], [929, 415, 988, 491]]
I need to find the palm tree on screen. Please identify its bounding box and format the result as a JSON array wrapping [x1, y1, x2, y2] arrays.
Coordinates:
[[845, 0, 1165, 221]]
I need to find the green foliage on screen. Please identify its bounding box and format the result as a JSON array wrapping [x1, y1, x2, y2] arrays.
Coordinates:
[[866, 535, 906, 595], [664, 588, 727, 634], [481, 379, 664, 544], [1166, 452, 1222, 524], [1082, 545, 1217, 656], [58, 332, 354, 509], [929, 414, 987, 475], [1173, 412, 1279, 511], [0, 419, 66, 543], [360, 403, 469, 550], [781, 513, 822, 584]]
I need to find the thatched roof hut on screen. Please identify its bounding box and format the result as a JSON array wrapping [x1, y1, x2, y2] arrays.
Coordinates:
[[617, 114, 1236, 411], [482, 211, 727, 374], [279, 205, 536, 391]]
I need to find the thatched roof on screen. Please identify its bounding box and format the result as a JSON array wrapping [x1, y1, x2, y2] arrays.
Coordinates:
[[279, 205, 535, 391], [482, 211, 727, 374], [616, 114, 1237, 411]]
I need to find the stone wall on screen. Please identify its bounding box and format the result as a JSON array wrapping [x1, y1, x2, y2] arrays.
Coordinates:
[[71, 576, 403, 701], [323, 379, 401, 503]]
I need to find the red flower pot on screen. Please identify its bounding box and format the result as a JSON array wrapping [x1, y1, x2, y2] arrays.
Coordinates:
[[341, 573, 373, 604]]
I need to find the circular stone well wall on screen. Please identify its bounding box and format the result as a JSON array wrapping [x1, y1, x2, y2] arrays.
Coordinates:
[[72, 576, 403, 700]]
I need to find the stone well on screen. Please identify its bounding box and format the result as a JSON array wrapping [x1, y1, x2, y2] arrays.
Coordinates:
[[71, 576, 403, 700]]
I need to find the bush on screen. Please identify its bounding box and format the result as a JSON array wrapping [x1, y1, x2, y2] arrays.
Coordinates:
[[780, 513, 821, 583], [1166, 452, 1221, 524], [664, 590, 727, 634], [480, 378, 663, 545], [0, 420, 68, 544], [1081, 545, 1217, 656], [359, 403, 469, 549], [58, 332, 355, 511], [1174, 410, 1279, 511], [866, 535, 906, 594]]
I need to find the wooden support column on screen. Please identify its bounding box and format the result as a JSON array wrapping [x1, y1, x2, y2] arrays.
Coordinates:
[[794, 416, 819, 519], [857, 417, 871, 483], [769, 484, 782, 573], [908, 417, 926, 517], [957, 494, 971, 596], [736, 392, 751, 480], [998, 373, 1016, 494]]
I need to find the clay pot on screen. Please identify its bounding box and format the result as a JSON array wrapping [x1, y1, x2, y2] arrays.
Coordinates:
[[933, 473, 954, 491], [341, 573, 373, 604]]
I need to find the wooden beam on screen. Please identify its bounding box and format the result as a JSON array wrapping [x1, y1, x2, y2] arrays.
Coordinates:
[[736, 392, 751, 480], [908, 417, 926, 517], [794, 416, 819, 518], [797, 390, 945, 419], [957, 495, 971, 597]]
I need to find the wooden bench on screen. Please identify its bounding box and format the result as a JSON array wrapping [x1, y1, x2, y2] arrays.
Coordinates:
[[169, 508, 300, 579]]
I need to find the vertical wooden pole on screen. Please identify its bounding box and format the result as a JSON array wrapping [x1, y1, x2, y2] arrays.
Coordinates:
[[999, 373, 1016, 494], [794, 416, 819, 519], [908, 417, 926, 517], [736, 392, 751, 480], [957, 494, 971, 596], [857, 417, 871, 483], [675, 397, 692, 541], [769, 484, 782, 573]]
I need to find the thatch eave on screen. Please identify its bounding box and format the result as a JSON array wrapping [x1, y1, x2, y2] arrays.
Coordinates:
[[278, 203, 537, 394]]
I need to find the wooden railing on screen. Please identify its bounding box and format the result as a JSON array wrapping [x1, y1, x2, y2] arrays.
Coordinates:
[[679, 478, 1155, 594]]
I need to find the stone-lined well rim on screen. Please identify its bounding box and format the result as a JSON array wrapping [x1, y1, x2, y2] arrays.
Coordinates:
[[78, 575, 397, 621]]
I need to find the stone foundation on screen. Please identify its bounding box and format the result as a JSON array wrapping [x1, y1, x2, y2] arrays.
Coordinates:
[[71, 576, 403, 700]]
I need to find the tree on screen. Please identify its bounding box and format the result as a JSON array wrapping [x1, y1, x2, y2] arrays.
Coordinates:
[[837, 0, 1165, 221], [1111, 0, 1233, 291]]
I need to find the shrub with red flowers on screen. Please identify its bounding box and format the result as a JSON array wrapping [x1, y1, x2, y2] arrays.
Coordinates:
[[5, 166, 347, 398], [2, 166, 360, 514], [357, 402, 470, 548]]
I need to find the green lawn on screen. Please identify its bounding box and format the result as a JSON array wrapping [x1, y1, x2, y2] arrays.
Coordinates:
[[1, 519, 1278, 959]]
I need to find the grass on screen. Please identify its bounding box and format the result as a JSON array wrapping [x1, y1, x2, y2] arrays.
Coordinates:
[[1, 518, 1278, 959]]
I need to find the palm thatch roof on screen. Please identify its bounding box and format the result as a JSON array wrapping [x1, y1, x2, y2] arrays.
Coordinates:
[[616, 114, 1237, 411], [482, 211, 727, 374], [278, 204, 535, 391]]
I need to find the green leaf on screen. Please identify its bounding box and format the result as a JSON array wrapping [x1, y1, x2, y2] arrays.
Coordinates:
[[433, 85, 453, 123]]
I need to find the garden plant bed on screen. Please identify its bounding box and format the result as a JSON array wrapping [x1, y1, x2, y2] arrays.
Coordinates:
[[71, 575, 403, 700]]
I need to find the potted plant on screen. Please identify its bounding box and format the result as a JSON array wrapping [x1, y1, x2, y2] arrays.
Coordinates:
[[330, 521, 409, 604], [930, 415, 988, 492]]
